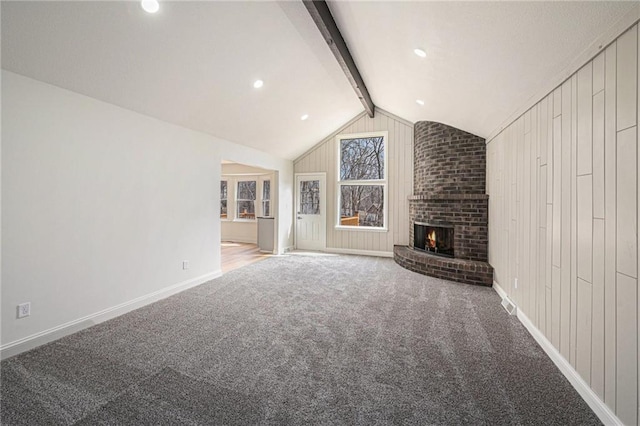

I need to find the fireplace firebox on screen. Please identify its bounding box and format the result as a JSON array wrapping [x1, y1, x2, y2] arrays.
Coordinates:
[[414, 222, 454, 258]]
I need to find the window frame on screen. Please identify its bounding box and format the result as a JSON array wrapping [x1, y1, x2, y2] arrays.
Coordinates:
[[235, 179, 258, 221], [221, 174, 273, 222], [261, 178, 272, 218], [220, 179, 229, 221], [335, 131, 389, 232]]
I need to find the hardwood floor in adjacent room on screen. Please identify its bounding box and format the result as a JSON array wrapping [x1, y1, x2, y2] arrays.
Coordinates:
[[221, 241, 270, 273]]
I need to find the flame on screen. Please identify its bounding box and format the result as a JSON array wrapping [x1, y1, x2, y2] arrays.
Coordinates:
[[427, 230, 437, 248]]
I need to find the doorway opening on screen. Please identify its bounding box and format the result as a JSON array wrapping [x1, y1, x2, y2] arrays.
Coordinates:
[[220, 160, 277, 272]]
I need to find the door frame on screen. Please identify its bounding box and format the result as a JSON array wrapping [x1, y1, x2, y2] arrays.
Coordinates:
[[294, 172, 327, 251]]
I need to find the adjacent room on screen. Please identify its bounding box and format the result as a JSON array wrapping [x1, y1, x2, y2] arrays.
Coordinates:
[[220, 161, 276, 272], [2, 1, 639, 424]]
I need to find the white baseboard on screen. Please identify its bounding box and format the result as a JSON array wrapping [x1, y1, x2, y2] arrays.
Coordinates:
[[492, 281, 622, 426], [492, 280, 508, 300], [0, 270, 222, 360], [323, 247, 394, 258]]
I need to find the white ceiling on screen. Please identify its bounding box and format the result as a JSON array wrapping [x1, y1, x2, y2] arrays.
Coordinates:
[[1, 1, 361, 160], [329, 1, 637, 140], [2, 2, 637, 160]]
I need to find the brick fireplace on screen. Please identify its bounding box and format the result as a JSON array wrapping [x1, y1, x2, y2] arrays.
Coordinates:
[[394, 121, 493, 286]]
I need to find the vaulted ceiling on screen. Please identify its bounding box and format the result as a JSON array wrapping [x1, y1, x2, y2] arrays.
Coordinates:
[[2, 1, 637, 160]]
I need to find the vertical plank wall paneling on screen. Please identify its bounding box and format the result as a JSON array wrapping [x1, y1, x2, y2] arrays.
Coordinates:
[[604, 39, 618, 410], [486, 24, 639, 425], [561, 77, 572, 362], [293, 109, 414, 254]]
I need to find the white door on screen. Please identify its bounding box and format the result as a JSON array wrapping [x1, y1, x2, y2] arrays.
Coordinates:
[[295, 173, 326, 251]]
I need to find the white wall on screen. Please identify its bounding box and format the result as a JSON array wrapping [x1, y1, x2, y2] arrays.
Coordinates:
[[1, 71, 293, 353], [487, 24, 639, 425], [221, 221, 257, 244], [221, 163, 272, 175], [294, 108, 413, 255]]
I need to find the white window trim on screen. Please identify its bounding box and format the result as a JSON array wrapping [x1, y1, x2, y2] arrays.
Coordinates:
[[260, 176, 272, 218], [220, 179, 231, 222], [335, 131, 389, 231]]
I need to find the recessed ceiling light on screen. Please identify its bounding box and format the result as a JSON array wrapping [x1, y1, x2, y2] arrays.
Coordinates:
[[253, 80, 264, 89], [416, 99, 425, 106], [141, 0, 159, 14], [414, 48, 426, 58], [301, 114, 309, 121]]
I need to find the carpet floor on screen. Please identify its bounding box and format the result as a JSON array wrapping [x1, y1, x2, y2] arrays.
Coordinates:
[[1, 253, 601, 425]]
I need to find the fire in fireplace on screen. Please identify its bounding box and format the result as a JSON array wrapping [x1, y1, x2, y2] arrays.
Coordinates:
[[414, 222, 454, 258]]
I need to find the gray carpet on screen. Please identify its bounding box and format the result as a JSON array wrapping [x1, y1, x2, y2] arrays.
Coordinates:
[[1, 253, 601, 425]]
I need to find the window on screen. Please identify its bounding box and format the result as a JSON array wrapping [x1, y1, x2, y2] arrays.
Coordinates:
[[337, 132, 387, 229], [262, 180, 271, 217], [222, 175, 271, 221], [300, 180, 320, 214], [220, 180, 228, 219], [236, 180, 256, 220]]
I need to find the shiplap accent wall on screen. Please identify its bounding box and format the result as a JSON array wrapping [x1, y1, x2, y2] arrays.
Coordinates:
[[487, 24, 639, 425], [294, 108, 414, 254]]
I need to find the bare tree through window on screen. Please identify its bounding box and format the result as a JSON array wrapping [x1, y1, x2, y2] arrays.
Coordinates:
[[340, 185, 384, 226], [262, 180, 271, 217], [338, 135, 385, 228], [220, 180, 228, 218], [237, 180, 256, 219], [300, 180, 320, 214], [340, 136, 384, 181]]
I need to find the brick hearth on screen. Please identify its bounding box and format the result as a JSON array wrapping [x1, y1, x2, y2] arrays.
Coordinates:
[[394, 246, 493, 287], [394, 121, 493, 286]]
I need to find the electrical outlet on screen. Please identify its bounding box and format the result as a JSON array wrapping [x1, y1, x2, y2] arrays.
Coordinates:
[[514, 278, 518, 289], [17, 302, 31, 319], [183, 260, 189, 270]]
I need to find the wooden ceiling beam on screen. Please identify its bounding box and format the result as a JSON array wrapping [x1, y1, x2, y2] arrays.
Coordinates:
[[303, 0, 375, 118]]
